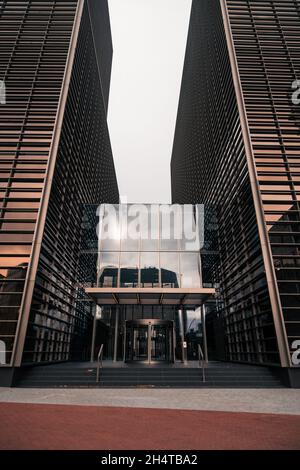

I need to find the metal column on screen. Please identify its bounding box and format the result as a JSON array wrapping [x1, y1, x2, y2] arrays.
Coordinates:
[[113, 307, 119, 362], [123, 321, 127, 362], [90, 305, 101, 362], [201, 305, 208, 363], [178, 308, 187, 364], [148, 322, 152, 364]]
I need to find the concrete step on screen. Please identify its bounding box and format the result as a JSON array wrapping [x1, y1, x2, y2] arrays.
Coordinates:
[[17, 382, 284, 389], [20, 370, 278, 377], [17, 362, 285, 388]]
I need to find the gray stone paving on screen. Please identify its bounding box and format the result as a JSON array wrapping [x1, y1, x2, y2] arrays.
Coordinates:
[[0, 387, 299, 415]]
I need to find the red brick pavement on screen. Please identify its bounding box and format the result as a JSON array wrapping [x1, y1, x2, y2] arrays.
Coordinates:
[[0, 403, 299, 450]]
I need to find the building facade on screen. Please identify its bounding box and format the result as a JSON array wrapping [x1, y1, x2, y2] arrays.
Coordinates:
[[83, 203, 215, 364], [171, 0, 300, 386], [0, 0, 119, 385]]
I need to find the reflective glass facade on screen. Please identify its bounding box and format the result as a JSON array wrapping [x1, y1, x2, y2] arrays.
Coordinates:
[[171, 0, 300, 367], [81, 204, 215, 362], [96, 204, 203, 290], [89, 304, 207, 363]]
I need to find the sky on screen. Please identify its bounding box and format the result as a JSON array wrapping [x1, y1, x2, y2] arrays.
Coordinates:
[[107, 0, 192, 204]]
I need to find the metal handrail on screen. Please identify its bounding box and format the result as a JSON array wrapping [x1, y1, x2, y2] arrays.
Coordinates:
[[96, 344, 104, 383], [198, 344, 206, 383]]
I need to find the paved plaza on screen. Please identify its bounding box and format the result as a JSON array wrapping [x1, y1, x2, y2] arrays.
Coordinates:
[[0, 402, 300, 450], [0, 387, 299, 415], [1, 388, 299, 450]]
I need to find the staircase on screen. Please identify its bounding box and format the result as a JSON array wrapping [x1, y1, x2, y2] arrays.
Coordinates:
[[16, 362, 285, 388]]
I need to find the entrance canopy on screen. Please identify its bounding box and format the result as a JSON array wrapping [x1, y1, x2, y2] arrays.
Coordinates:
[[85, 287, 215, 307]]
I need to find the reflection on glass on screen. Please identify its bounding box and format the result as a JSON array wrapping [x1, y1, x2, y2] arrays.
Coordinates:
[[98, 252, 119, 287], [95, 204, 206, 290], [180, 253, 201, 288], [185, 307, 202, 360], [160, 205, 181, 251], [99, 204, 120, 251], [140, 252, 159, 287], [0, 259, 27, 338], [160, 253, 180, 288], [179, 204, 203, 251], [0, 261, 29, 278], [141, 204, 159, 251], [121, 204, 140, 251], [120, 252, 139, 287]]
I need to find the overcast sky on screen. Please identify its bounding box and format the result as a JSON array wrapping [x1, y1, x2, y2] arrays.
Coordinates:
[[107, 0, 192, 204]]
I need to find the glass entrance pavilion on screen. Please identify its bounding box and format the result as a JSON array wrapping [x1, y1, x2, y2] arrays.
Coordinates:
[[83, 204, 216, 364]]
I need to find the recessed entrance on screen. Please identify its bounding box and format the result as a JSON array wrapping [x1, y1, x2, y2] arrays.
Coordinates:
[[87, 287, 215, 365], [125, 320, 174, 364]]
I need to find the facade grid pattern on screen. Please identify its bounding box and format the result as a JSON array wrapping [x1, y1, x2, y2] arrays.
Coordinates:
[[227, 0, 300, 361], [0, 0, 119, 366], [0, 0, 77, 364], [171, 0, 281, 364]]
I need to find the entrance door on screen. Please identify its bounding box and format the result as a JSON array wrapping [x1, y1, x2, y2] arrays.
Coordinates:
[[133, 326, 148, 361], [125, 320, 174, 363], [151, 324, 169, 361]]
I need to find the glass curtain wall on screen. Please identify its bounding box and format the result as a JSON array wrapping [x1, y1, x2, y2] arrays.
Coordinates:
[[96, 204, 203, 289], [81, 203, 217, 362]]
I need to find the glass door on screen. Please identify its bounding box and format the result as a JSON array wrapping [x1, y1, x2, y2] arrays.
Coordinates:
[[133, 326, 148, 361], [151, 324, 168, 361], [125, 320, 174, 363]]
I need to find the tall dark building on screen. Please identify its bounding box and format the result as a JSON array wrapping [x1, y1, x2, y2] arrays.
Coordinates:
[[171, 0, 300, 386], [0, 0, 119, 385]]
